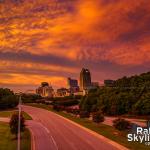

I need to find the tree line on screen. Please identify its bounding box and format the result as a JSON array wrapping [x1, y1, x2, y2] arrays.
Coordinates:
[[0, 88, 18, 109]]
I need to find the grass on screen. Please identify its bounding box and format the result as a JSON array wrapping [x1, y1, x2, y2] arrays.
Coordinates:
[[0, 122, 31, 150], [0, 110, 32, 120], [28, 103, 150, 150]]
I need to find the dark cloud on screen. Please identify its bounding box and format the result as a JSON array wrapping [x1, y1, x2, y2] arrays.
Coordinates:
[[0, 51, 77, 67]]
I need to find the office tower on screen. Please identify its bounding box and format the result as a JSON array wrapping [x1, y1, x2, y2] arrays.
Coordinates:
[[67, 77, 79, 93], [80, 68, 92, 91], [68, 78, 78, 88]]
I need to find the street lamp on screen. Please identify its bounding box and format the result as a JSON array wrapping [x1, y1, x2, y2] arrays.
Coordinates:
[[16, 90, 31, 150], [17, 93, 22, 150]]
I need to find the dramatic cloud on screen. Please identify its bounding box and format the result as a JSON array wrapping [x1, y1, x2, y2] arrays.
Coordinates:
[[0, 0, 150, 91]]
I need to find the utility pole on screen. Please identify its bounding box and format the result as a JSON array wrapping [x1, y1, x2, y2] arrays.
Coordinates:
[[17, 94, 22, 150]]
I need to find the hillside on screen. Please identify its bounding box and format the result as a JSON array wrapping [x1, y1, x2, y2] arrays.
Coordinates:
[[80, 72, 150, 116]]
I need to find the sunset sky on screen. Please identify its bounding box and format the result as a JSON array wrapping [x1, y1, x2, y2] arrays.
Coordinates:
[[0, 0, 150, 92]]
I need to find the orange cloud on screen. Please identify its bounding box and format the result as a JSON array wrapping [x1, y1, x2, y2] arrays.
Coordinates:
[[0, 73, 67, 87]]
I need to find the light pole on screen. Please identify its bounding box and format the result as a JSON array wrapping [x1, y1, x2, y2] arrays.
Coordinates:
[[17, 94, 22, 150]]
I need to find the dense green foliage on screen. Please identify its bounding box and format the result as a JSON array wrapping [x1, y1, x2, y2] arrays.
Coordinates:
[[53, 99, 79, 107], [80, 72, 150, 115], [0, 88, 18, 110], [113, 118, 131, 131], [9, 112, 25, 138], [51, 95, 81, 111], [21, 93, 42, 103]]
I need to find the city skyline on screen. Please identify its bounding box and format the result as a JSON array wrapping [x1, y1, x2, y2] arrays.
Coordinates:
[[0, 0, 150, 92]]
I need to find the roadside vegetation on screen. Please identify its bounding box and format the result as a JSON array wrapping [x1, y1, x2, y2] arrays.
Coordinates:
[[0, 122, 31, 150], [0, 88, 18, 110]]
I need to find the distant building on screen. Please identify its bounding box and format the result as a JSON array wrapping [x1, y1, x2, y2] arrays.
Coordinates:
[[73, 91, 84, 96], [56, 88, 70, 97], [91, 82, 99, 88], [80, 68, 92, 91], [104, 80, 115, 87], [67, 77, 79, 93], [36, 82, 54, 97], [25, 89, 36, 94], [68, 77, 78, 88]]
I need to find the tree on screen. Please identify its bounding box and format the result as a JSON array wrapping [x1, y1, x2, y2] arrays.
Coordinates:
[[0, 88, 14, 99], [92, 111, 104, 123], [0, 88, 18, 110], [133, 93, 150, 115], [0, 95, 18, 109], [113, 118, 131, 131], [9, 112, 25, 139]]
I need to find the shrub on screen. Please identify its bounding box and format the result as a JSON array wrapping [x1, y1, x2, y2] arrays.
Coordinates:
[[92, 111, 104, 123], [113, 118, 131, 131], [79, 111, 90, 118]]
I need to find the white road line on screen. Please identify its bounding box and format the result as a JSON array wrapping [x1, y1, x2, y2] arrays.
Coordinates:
[[38, 122, 58, 150], [51, 135, 59, 150], [39, 123, 50, 134]]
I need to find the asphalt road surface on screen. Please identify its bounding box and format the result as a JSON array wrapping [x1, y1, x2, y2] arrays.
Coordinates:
[[22, 105, 128, 150]]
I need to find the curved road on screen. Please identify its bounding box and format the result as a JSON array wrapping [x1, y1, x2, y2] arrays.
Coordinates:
[[22, 105, 128, 150]]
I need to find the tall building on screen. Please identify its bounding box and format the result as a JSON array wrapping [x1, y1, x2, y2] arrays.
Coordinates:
[[67, 77, 78, 88], [67, 77, 79, 93], [36, 82, 54, 97], [80, 68, 92, 91]]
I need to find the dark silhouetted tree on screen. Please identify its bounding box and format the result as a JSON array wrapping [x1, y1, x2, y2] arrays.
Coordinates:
[[9, 112, 25, 139]]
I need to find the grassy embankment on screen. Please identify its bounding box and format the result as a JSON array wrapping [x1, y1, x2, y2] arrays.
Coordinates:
[[0, 110, 32, 120], [28, 103, 149, 150], [0, 108, 32, 150], [0, 122, 31, 150]]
